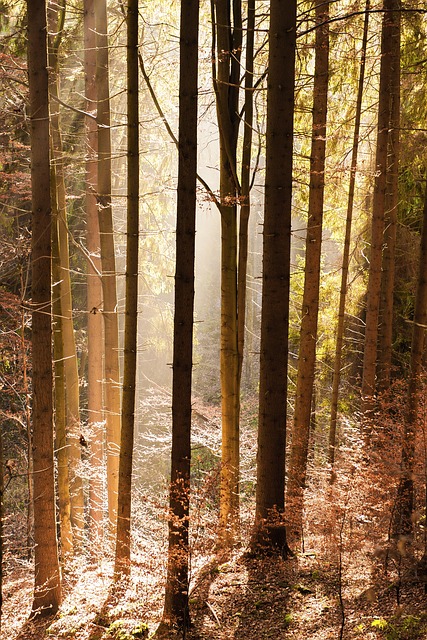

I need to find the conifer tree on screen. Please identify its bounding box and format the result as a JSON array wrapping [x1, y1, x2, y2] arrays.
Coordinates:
[[27, 0, 61, 615], [254, 0, 296, 555]]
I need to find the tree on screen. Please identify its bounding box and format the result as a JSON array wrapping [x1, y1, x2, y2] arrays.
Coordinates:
[[157, 0, 198, 630], [114, 0, 139, 578], [95, 0, 121, 532], [286, 0, 330, 545], [27, 0, 61, 615], [392, 177, 427, 539], [328, 1, 370, 469], [211, 0, 242, 542], [84, 0, 105, 551], [361, 0, 395, 419], [377, 0, 401, 390], [48, 0, 84, 553], [253, 0, 296, 555], [237, 0, 255, 392]]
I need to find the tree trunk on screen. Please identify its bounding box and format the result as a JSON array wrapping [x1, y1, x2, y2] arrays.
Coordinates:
[[237, 0, 255, 391], [392, 177, 427, 538], [48, 0, 85, 552], [328, 0, 370, 468], [286, 0, 329, 546], [361, 0, 394, 420], [212, 0, 242, 544], [84, 0, 105, 554], [377, 0, 401, 391], [27, 0, 61, 615], [52, 187, 74, 559], [253, 0, 296, 556], [95, 0, 121, 533], [158, 0, 198, 631], [114, 0, 139, 578]]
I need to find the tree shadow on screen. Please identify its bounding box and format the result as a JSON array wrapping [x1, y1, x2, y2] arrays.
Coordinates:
[[187, 550, 300, 640]]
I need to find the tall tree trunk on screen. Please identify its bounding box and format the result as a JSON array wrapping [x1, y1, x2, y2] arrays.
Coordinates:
[[328, 0, 370, 468], [48, 0, 85, 551], [158, 0, 198, 631], [95, 0, 121, 533], [52, 188, 74, 559], [211, 0, 242, 544], [84, 0, 105, 552], [392, 178, 427, 538], [237, 0, 255, 390], [377, 0, 401, 391], [253, 0, 296, 556], [361, 0, 394, 420], [286, 0, 329, 546], [27, 0, 61, 615], [114, 0, 139, 578]]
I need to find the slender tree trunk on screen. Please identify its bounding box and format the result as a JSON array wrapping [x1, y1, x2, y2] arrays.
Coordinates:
[[158, 0, 198, 631], [253, 0, 296, 556], [52, 191, 74, 559], [21, 295, 34, 557], [286, 0, 329, 545], [328, 0, 370, 468], [377, 0, 401, 391], [392, 178, 427, 538], [212, 0, 242, 544], [84, 0, 105, 553], [27, 0, 61, 615], [48, 0, 85, 551], [361, 0, 394, 419], [114, 0, 139, 578], [95, 0, 121, 533], [237, 0, 255, 391]]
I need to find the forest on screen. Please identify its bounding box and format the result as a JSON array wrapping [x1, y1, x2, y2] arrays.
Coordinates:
[[1, 0, 427, 638]]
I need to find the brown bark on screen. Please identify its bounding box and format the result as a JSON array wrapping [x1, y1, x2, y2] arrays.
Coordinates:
[[114, 0, 139, 578], [211, 0, 242, 543], [361, 0, 395, 419], [52, 186, 74, 559], [48, 0, 85, 552], [237, 0, 255, 390], [95, 0, 121, 533], [159, 1, 198, 629], [377, 0, 401, 391], [253, 0, 296, 556], [392, 178, 427, 538], [328, 0, 370, 468], [27, 0, 61, 615], [286, 0, 329, 545]]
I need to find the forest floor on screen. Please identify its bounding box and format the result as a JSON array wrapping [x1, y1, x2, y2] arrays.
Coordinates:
[[4, 510, 427, 640], [4, 395, 427, 639]]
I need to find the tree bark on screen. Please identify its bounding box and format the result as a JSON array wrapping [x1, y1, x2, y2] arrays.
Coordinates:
[[361, 0, 394, 420], [95, 0, 121, 533], [286, 0, 329, 545], [211, 0, 242, 545], [52, 183, 73, 559], [158, 0, 198, 630], [237, 0, 255, 391], [114, 0, 139, 578], [84, 0, 105, 555], [48, 0, 85, 552], [253, 0, 296, 556], [328, 0, 370, 468], [377, 0, 401, 391], [27, 0, 61, 615], [392, 177, 427, 538]]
